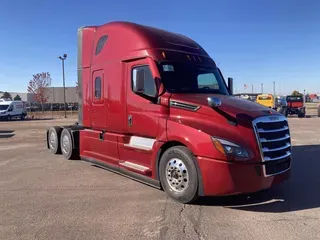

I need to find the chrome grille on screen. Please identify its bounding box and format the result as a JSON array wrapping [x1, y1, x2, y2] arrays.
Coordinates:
[[252, 115, 291, 176]]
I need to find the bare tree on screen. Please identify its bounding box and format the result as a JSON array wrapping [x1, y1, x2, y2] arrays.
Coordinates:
[[27, 72, 52, 112]]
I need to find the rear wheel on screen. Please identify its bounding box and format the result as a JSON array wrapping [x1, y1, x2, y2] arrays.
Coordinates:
[[159, 146, 199, 204], [48, 126, 62, 154], [60, 128, 79, 160]]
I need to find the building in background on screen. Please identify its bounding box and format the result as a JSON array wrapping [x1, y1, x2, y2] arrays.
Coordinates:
[[1, 86, 78, 111]]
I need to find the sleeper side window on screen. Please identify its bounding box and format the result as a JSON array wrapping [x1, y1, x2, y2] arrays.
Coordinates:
[[132, 65, 157, 98], [95, 35, 108, 55], [95, 77, 102, 99]]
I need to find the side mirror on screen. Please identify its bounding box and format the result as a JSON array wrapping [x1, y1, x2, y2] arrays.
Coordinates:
[[228, 77, 233, 95], [207, 97, 221, 108], [132, 68, 145, 93]]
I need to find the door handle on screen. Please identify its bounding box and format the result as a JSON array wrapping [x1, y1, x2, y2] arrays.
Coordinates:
[[128, 115, 132, 127]]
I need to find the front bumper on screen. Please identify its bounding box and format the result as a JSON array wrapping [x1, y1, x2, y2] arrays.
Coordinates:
[[197, 156, 291, 196]]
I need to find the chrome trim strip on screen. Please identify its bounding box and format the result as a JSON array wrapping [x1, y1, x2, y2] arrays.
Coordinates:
[[264, 151, 291, 161], [260, 134, 290, 143], [253, 118, 286, 123], [257, 125, 289, 133], [262, 142, 291, 152]]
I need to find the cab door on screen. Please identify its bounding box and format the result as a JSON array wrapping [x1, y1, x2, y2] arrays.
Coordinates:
[[91, 69, 106, 130], [118, 58, 164, 172]]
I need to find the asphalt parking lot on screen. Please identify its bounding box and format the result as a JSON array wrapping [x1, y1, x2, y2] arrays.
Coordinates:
[[0, 116, 320, 240]]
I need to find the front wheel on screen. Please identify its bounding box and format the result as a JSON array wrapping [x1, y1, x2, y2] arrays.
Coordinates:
[[159, 146, 199, 204]]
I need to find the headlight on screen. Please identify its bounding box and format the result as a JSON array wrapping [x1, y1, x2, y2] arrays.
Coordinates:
[[211, 137, 249, 159]]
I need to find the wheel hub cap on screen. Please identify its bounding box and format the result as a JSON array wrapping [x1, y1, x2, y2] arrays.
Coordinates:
[[165, 158, 189, 192], [62, 135, 69, 154], [49, 132, 55, 149]]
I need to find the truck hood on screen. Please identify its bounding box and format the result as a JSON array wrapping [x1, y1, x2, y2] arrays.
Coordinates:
[[170, 93, 279, 120]]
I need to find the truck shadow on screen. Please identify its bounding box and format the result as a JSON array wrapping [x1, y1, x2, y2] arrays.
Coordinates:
[[0, 130, 15, 138], [196, 144, 320, 213]]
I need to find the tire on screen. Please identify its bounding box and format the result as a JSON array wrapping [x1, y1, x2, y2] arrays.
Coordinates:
[[48, 126, 62, 154], [298, 112, 305, 118], [60, 128, 79, 160], [159, 146, 199, 204], [318, 108, 320, 117], [7, 115, 11, 121]]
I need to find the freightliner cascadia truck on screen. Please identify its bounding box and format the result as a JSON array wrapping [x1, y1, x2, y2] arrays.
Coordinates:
[[47, 21, 292, 204]]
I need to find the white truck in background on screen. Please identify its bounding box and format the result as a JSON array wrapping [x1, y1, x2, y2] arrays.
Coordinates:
[[0, 99, 27, 120]]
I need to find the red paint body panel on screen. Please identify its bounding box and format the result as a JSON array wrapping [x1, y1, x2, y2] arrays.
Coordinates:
[[287, 102, 303, 108], [74, 21, 291, 198], [170, 93, 278, 119], [80, 130, 119, 166], [166, 107, 261, 162], [198, 156, 291, 196]]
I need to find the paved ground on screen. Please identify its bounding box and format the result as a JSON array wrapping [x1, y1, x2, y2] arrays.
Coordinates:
[[0, 116, 319, 240]]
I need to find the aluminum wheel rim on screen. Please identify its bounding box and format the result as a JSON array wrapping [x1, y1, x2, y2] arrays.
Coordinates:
[[165, 158, 189, 192], [61, 135, 69, 154], [49, 132, 56, 150]]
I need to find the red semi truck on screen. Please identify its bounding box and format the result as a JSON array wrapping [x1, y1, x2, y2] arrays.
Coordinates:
[[47, 21, 292, 204]]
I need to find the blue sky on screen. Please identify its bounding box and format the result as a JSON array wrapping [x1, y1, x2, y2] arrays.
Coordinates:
[[0, 0, 319, 95]]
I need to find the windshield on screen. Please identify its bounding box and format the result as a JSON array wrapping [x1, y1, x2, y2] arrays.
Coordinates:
[[157, 61, 229, 95], [0, 105, 9, 111]]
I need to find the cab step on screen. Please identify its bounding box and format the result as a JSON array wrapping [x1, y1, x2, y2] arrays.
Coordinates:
[[119, 161, 151, 175]]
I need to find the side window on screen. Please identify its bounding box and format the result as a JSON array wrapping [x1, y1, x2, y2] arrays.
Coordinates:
[[132, 65, 157, 98], [94, 77, 102, 99], [95, 35, 108, 55], [197, 73, 219, 89], [8, 105, 14, 111]]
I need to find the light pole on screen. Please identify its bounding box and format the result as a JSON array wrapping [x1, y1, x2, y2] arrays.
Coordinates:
[[273, 81, 276, 96], [58, 54, 67, 118]]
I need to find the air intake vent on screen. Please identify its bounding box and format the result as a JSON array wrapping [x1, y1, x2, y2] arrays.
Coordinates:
[[169, 101, 200, 111]]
